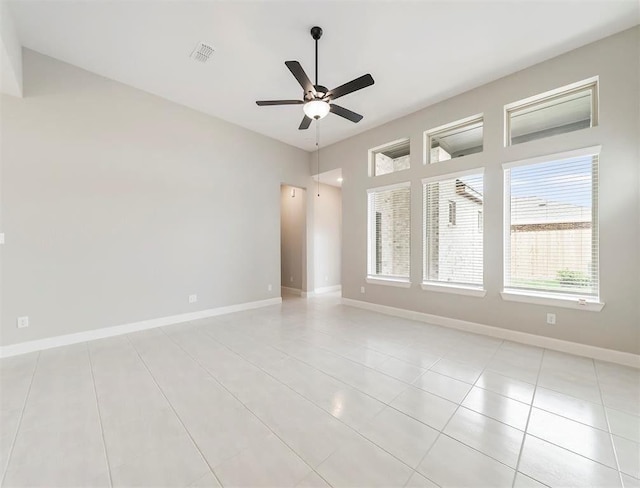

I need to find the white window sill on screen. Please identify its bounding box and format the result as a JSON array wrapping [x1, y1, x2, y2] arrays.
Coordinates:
[[501, 290, 604, 311], [366, 276, 411, 288], [421, 282, 486, 297]]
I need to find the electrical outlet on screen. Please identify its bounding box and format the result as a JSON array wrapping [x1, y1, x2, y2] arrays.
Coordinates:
[[268, 284, 272, 291], [546, 313, 556, 325], [189, 294, 198, 304], [290, 276, 294, 282], [360, 286, 365, 294], [17, 316, 29, 328]]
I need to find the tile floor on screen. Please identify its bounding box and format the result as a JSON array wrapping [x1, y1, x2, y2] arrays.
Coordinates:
[[1, 294, 639, 487]]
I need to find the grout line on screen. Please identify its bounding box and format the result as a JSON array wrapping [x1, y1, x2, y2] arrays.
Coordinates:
[[124, 335, 225, 488], [158, 328, 335, 488], [0, 352, 40, 486], [86, 343, 114, 488], [593, 359, 626, 487], [511, 348, 546, 488]]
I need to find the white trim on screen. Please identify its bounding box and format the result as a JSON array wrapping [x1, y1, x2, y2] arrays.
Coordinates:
[[421, 282, 487, 297], [504, 77, 598, 112], [281, 286, 302, 297], [366, 276, 411, 288], [0, 297, 282, 358], [366, 181, 411, 193], [341, 298, 638, 369], [421, 167, 484, 184], [502, 145, 601, 169], [313, 285, 342, 295], [424, 114, 484, 165], [501, 290, 604, 311]]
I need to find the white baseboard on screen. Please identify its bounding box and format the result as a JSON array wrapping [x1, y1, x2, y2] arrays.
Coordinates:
[[281, 286, 302, 297], [0, 297, 282, 359], [342, 298, 640, 369], [314, 285, 342, 295], [284, 285, 341, 298]]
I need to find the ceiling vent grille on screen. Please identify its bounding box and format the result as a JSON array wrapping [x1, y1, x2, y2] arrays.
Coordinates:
[[190, 42, 214, 63]]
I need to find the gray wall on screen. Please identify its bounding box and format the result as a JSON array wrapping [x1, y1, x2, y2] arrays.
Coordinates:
[[314, 27, 640, 354], [313, 183, 341, 290], [280, 185, 306, 292], [0, 50, 310, 346]]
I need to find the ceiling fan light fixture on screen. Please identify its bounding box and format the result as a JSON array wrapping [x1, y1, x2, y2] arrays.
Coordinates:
[[303, 100, 330, 120]]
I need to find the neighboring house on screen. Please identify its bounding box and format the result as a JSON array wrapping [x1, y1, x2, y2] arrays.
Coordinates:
[[426, 177, 484, 285]]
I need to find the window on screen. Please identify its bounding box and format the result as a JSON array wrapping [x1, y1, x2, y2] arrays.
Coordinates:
[[478, 211, 483, 233], [369, 138, 410, 176], [423, 171, 484, 290], [506, 79, 597, 146], [425, 115, 483, 164], [503, 147, 600, 302], [367, 183, 411, 282]]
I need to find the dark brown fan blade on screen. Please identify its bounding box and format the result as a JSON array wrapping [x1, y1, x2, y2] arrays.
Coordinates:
[[256, 100, 304, 106], [330, 104, 363, 123], [327, 74, 374, 101], [285, 61, 315, 95], [298, 115, 312, 130]]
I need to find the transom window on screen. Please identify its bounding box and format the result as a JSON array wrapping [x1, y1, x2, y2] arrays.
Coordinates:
[[369, 138, 410, 176]]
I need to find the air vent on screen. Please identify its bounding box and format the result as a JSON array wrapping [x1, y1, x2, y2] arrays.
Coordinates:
[[190, 42, 214, 63]]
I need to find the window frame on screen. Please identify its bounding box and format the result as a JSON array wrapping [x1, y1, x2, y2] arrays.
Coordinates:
[[368, 138, 411, 177], [421, 168, 486, 296], [424, 114, 484, 165], [366, 181, 412, 285], [501, 145, 604, 311], [504, 78, 598, 147]]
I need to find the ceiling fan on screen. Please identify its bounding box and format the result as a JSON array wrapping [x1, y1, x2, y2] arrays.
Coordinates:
[[256, 26, 375, 130]]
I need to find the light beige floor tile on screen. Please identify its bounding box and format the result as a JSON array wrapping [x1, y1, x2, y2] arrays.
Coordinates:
[[404, 471, 439, 487], [413, 371, 473, 404], [295, 471, 332, 487], [317, 436, 413, 488], [533, 387, 608, 430], [444, 407, 524, 467], [514, 473, 548, 487], [376, 357, 427, 384], [186, 471, 223, 487], [476, 371, 535, 404], [527, 408, 617, 468], [614, 435, 640, 479], [418, 435, 514, 487], [463, 386, 530, 430], [608, 408, 640, 443], [391, 386, 457, 430], [519, 435, 621, 488], [215, 433, 311, 487], [359, 406, 439, 468], [431, 358, 483, 384]]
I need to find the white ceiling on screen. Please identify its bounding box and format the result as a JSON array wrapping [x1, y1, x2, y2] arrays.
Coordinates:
[[8, 0, 639, 152]]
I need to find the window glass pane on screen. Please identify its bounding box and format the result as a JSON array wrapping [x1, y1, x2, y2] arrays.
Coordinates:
[[508, 85, 595, 145], [428, 118, 483, 163], [369, 186, 410, 278], [371, 139, 410, 176], [424, 173, 483, 286], [506, 155, 598, 297]]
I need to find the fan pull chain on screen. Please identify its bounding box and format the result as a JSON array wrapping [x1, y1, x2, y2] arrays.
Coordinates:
[[316, 121, 320, 197]]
